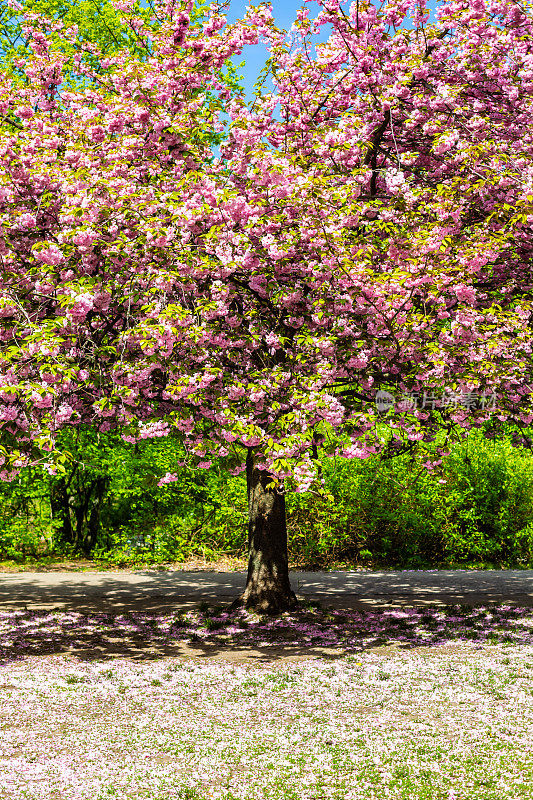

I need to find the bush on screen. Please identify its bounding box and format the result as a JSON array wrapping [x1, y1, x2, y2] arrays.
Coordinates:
[[1, 428, 533, 569], [287, 430, 533, 568]]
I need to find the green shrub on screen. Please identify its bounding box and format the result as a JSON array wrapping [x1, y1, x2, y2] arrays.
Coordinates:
[[1, 427, 533, 569], [286, 430, 533, 568]]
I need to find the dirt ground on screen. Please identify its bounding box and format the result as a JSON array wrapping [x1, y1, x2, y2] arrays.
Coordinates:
[[0, 556, 250, 573], [0, 565, 530, 664]]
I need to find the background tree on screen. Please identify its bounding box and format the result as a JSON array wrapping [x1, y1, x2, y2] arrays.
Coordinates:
[[1, 0, 533, 611]]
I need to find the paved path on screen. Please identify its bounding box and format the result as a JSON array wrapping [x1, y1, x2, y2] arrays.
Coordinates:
[[0, 569, 531, 612]]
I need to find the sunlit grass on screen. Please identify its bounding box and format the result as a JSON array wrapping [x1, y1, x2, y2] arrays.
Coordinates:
[[0, 606, 531, 799]]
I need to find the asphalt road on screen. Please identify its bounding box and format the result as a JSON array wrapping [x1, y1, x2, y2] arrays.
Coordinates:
[[0, 569, 531, 613]]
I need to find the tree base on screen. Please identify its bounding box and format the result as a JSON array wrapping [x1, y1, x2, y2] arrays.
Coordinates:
[[230, 586, 298, 615]]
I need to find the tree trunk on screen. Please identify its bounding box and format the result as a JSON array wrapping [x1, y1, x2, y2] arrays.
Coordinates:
[[83, 476, 108, 556], [50, 478, 73, 546], [232, 449, 298, 614]]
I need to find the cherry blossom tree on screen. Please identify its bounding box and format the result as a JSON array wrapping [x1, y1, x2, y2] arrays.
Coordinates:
[[1, 0, 533, 611]]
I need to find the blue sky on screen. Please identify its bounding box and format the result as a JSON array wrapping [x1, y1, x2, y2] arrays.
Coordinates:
[[227, 0, 304, 30], [226, 0, 439, 98], [226, 0, 308, 97]]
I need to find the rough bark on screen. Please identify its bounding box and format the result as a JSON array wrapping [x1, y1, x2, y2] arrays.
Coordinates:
[[231, 449, 298, 614], [74, 477, 109, 556], [50, 478, 73, 546], [84, 476, 108, 556]]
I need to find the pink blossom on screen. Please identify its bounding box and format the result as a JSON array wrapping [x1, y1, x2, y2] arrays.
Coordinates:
[[454, 285, 477, 304], [34, 244, 65, 266], [157, 472, 179, 486]]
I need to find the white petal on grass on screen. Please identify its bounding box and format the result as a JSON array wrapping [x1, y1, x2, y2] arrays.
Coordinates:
[[0, 608, 532, 799]]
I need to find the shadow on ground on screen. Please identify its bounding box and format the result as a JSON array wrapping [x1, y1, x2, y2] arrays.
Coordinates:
[[0, 573, 242, 614], [0, 569, 532, 615], [0, 570, 531, 665], [0, 601, 531, 665]]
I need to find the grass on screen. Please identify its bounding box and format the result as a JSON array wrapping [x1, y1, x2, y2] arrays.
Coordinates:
[[1, 643, 532, 799], [0, 556, 251, 573], [0, 605, 532, 799], [2, 555, 531, 574]]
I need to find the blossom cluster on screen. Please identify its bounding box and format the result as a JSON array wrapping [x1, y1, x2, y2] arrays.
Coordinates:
[[1, 0, 533, 487]]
